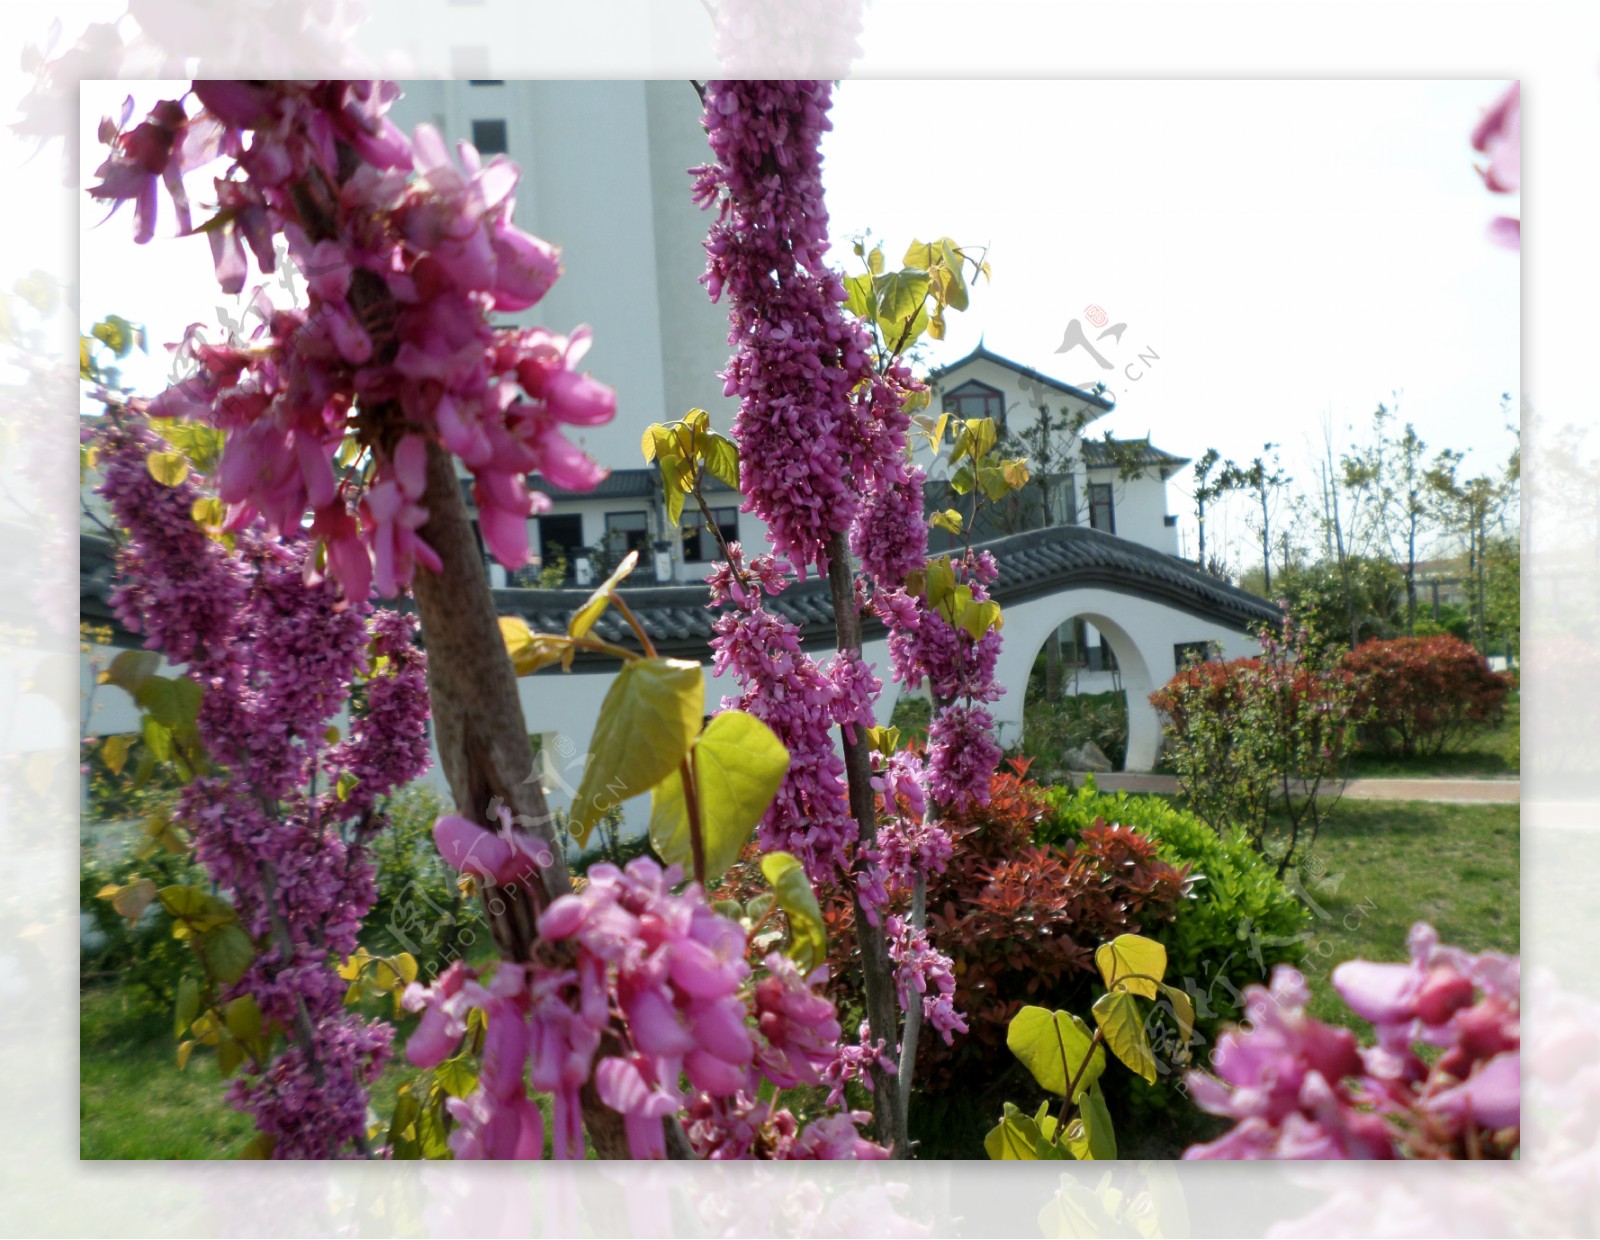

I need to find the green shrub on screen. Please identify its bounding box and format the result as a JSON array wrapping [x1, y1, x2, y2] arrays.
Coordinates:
[[1038, 778, 1311, 1034]]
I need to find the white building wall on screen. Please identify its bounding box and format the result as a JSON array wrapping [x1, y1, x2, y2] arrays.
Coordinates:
[[1086, 465, 1181, 555]]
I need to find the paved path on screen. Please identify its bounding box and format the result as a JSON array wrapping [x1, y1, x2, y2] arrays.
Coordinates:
[[1074, 773, 1520, 805]]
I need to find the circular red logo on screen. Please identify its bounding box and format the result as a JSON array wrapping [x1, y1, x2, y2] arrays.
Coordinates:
[[1085, 304, 1109, 328]]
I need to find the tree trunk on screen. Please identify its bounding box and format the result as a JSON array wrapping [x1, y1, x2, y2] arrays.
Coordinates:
[[1045, 631, 1062, 701], [411, 441, 683, 1159], [827, 531, 909, 1156]]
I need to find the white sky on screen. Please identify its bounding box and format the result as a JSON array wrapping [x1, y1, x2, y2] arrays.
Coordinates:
[[79, 78, 1519, 571]]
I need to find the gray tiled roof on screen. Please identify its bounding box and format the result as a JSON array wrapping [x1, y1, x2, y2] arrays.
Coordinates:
[[81, 523, 1276, 667], [1080, 438, 1190, 471]]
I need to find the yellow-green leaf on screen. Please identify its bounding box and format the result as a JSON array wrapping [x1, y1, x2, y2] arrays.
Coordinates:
[[100, 733, 132, 775], [100, 649, 160, 693], [146, 451, 190, 488], [959, 598, 1003, 640], [99, 877, 157, 926], [200, 923, 255, 986], [984, 1103, 1044, 1160], [864, 725, 901, 756], [702, 432, 741, 493], [239, 1133, 277, 1159], [176, 1039, 196, 1071], [569, 656, 702, 845], [1159, 981, 1196, 1047], [1092, 989, 1158, 1084], [1006, 1006, 1106, 1102], [650, 710, 789, 883], [498, 616, 567, 676], [1095, 933, 1167, 1000], [335, 771, 359, 802], [224, 994, 263, 1042], [175, 975, 200, 1038], [759, 851, 826, 973], [435, 1055, 477, 1100], [929, 508, 963, 535], [1064, 1081, 1117, 1160], [216, 1032, 245, 1078], [568, 549, 639, 643]]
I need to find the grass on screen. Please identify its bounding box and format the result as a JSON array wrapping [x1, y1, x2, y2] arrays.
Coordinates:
[[1343, 690, 1520, 780], [1271, 796, 1519, 1031], [80, 984, 420, 1160]]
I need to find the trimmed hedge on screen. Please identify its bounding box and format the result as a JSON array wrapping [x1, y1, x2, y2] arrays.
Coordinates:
[[1342, 635, 1511, 758], [1038, 776, 1311, 1032]]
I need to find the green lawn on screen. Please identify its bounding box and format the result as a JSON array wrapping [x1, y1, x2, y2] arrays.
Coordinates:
[[1261, 797, 1519, 1030], [1344, 690, 1520, 780], [80, 984, 421, 1160]]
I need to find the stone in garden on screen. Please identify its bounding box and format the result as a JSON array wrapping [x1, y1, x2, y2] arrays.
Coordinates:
[[1064, 741, 1113, 772]]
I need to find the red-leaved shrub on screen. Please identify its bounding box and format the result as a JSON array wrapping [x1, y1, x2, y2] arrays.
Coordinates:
[[1342, 635, 1511, 757], [713, 758, 1187, 1096]]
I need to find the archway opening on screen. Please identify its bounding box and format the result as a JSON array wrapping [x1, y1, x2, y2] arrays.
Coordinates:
[[1021, 615, 1131, 774]]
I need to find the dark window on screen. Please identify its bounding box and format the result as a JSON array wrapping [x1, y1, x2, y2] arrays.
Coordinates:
[[471, 119, 509, 155], [538, 514, 584, 583], [682, 506, 739, 563], [1088, 482, 1116, 534], [941, 379, 1006, 425], [469, 80, 504, 85], [1163, 513, 1178, 527], [1174, 640, 1221, 671], [605, 511, 651, 564]]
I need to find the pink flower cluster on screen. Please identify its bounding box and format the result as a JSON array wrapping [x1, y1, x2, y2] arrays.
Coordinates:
[[693, 79, 870, 577], [91, 80, 616, 600], [1471, 81, 1520, 250], [95, 418, 433, 1157], [886, 916, 968, 1046], [849, 364, 930, 589], [708, 548, 880, 883], [1185, 923, 1519, 1159], [408, 839, 886, 1159]]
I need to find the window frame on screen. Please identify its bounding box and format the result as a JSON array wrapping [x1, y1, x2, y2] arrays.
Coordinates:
[[1088, 481, 1116, 534], [470, 118, 509, 155]]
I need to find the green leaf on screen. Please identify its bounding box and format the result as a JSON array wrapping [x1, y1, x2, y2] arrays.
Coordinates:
[[568, 549, 640, 643], [959, 598, 1003, 641], [141, 716, 172, 763], [923, 556, 956, 615], [498, 616, 566, 676], [99, 649, 160, 694], [98, 877, 157, 926], [658, 455, 689, 525], [1064, 1080, 1117, 1160], [1158, 982, 1196, 1046], [335, 771, 360, 802], [759, 851, 826, 973], [1095, 933, 1167, 1000], [159, 889, 236, 934], [984, 1102, 1043, 1160], [134, 675, 202, 728], [929, 508, 963, 535], [99, 733, 129, 777], [216, 1034, 244, 1078], [435, 1055, 478, 1100], [1006, 1006, 1106, 1102], [702, 432, 741, 493], [239, 1133, 277, 1159], [867, 245, 886, 276], [977, 464, 1012, 502], [650, 710, 789, 882], [174, 976, 200, 1038], [844, 272, 874, 320], [146, 451, 190, 488], [176, 1039, 196, 1071], [92, 314, 136, 358], [873, 270, 930, 337], [1092, 989, 1158, 1084], [224, 994, 263, 1043], [949, 463, 975, 496], [200, 924, 255, 986], [569, 657, 703, 845]]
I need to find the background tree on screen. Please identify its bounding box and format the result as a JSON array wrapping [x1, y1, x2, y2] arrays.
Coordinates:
[[1228, 445, 1292, 596]]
